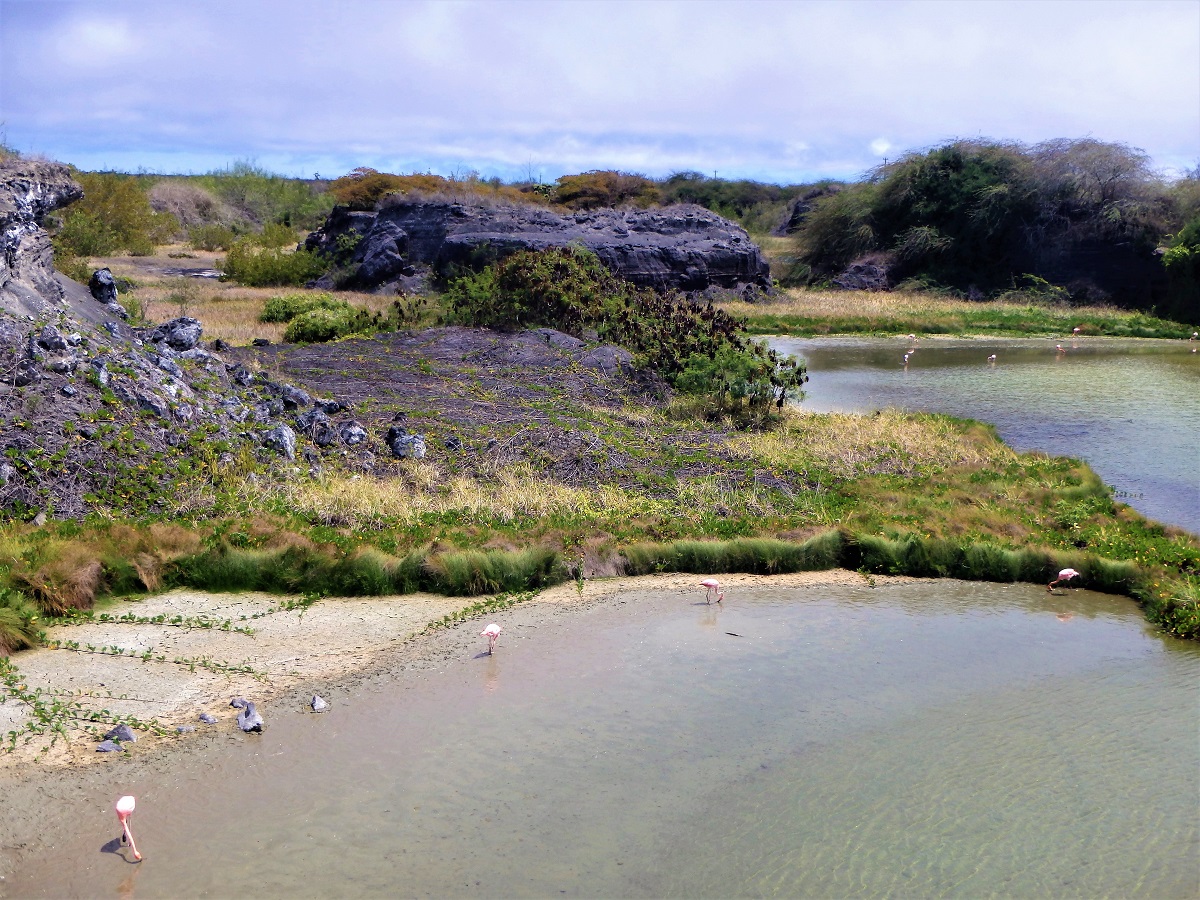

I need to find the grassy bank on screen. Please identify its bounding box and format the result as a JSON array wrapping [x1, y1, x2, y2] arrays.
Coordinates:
[[721, 288, 1197, 338], [2, 408, 1196, 650]]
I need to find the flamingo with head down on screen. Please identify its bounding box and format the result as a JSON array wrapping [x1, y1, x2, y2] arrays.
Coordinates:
[[699, 579, 724, 603], [481, 623, 502, 654], [1048, 568, 1081, 592], [115, 795, 141, 861]]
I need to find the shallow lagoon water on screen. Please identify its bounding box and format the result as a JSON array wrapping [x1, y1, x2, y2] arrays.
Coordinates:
[[768, 336, 1200, 534], [9, 581, 1199, 898]]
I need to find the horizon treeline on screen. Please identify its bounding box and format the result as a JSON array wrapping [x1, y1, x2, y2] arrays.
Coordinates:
[[36, 138, 1200, 317]]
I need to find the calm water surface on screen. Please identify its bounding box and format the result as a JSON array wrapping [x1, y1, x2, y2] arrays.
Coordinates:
[[768, 336, 1200, 534], [10, 582, 1199, 898]]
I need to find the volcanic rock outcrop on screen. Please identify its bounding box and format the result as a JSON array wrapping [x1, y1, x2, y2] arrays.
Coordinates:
[[305, 199, 772, 293]]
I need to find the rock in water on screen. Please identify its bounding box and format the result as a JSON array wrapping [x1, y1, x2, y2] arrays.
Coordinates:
[[311, 695, 328, 712], [237, 701, 264, 733]]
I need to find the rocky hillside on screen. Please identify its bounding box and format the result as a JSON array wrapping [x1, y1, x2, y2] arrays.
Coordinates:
[[304, 199, 772, 294]]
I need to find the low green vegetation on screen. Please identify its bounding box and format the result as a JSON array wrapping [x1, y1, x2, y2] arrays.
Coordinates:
[[219, 239, 327, 287], [260, 291, 431, 342], [446, 245, 807, 419], [722, 289, 1197, 338]]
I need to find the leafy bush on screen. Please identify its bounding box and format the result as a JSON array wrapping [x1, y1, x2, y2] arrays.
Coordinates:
[[219, 239, 328, 287], [553, 170, 659, 209], [52, 172, 178, 257], [0, 587, 41, 656], [188, 223, 239, 251], [446, 245, 806, 413], [195, 160, 333, 229], [260, 292, 344, 323], [283, 305, 357, 343]]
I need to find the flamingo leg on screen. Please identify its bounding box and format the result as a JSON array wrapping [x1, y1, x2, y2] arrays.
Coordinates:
[[122, 821, 141, 861]]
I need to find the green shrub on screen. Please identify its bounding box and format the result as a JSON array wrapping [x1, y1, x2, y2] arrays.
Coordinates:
[[257, 222, 299, 249], [220, 239, 328, 287], [0, 588, 42, 656], [445, 245, 806, 414], [52, 172, 178, 258], [283, 306, 357, 343], [195, 160, 333, 230], [188, 223, 238, 251], [260, 292, 344, 323]]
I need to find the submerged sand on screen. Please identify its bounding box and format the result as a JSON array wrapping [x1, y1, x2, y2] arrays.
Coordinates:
[[0, 570, 882, 773]]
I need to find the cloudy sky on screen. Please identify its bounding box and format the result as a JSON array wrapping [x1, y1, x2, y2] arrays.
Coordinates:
[[2, 0, 1197, 184]]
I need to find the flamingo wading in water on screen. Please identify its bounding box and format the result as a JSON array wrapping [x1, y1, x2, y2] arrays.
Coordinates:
[[700, 579, 725, 603], [115, 795, 141, 861], [481, 623, 502, 654], [1048, 568, 1081, 592]]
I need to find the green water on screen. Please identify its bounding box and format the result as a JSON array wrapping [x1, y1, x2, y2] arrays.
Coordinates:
[[7, 581, 1198, 898], [767, 336, 1200, 534]]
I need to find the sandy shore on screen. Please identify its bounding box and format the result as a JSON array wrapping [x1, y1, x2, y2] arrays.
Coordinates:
[[0, 569, 882, 775]]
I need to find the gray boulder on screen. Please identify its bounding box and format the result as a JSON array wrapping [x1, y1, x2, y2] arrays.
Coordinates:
[[88, 268, 119, 304], [36, 324, 69, 351], [262, 423, 297, 459], [104, 723, 137, 743], [339, 421, 368, 445], [306, 200, 771, 293], [145, 317, 203, 351], [386, 425, 426, 459]]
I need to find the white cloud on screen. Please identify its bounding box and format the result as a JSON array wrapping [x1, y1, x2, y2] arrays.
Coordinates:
[[2, 0, 1196, 181]]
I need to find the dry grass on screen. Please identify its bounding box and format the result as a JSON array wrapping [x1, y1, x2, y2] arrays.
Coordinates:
[[90, 247, 403, 345], [726, 408, 1014, 480], [268, 461, 662, 530], [720, 288, 1037, 327]]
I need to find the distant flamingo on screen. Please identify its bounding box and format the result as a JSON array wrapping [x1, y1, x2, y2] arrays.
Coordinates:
[[700, 578, 725, 603], [1048, 567, 1081, 592], [115, 795, 141, 861], [1191, 332, 1198, 341], [1073, 326, 1082, 335], [1056, 344, 1066, 353], [481, 623, 502, 654], [987, 354, 997, 362], [906, 334, 917, 341], [903, 352, 912, 366]]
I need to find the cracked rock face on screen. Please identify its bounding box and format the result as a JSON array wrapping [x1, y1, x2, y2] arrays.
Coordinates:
[[306, 200, 772, 293], [0, 158, 84, 319]]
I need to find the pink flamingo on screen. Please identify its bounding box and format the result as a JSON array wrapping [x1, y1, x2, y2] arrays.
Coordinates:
[[987, 354, 997, 362], [903, 352, 912, 366], [1073, 326, 1082, 335], [1056, 344, 1066, 353], [481, 623, 502, 654], [115, 795, 141, 861], [1048, 567, 1081, 592], [699, 578, 724, 603]]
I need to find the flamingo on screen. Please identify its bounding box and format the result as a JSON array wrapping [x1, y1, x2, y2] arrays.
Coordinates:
[[115, 795, 141, 861], [1056, 344, 1066, 353], [903, 352, 912, 366], [1073, 326, 1082, 335], [1048, 567, 1081, 592], [906, 333, 917, 342], [1191, 332, 1198, 341], [481, 623, 502, 654], [699, 578, 724, 603], [987, 354, 997, 362]]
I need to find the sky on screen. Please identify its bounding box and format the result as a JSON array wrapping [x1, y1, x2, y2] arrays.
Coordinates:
[[2, 0, 1198, 185]]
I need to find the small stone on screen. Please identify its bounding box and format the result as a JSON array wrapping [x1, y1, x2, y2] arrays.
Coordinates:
[[199, 713, 218, 724], [252, 337, 271, 347], [104, 723, 137, 743], [61, 384, 77, 396], [95, 740, 121, 752], [311, 695, 328, 712], [176, 725, 196, 733]]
